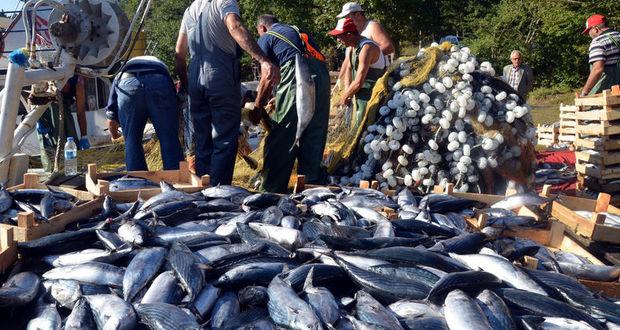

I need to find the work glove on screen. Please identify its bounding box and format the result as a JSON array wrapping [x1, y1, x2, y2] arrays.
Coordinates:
[[78, 137, 90, 150], [177, 87, 188, 106], [36, 122, 50, 135], [248, 107, 262, 126]]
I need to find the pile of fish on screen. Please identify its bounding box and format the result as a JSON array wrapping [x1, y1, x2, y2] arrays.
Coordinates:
[[338, 44, 537, 194], [535, 164, 576, 187], [2, 182, 620, 330], [0, 186, 75, 225]]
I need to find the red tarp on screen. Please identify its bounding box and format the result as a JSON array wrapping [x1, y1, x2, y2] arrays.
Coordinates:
[[535, 150, 576, 195]]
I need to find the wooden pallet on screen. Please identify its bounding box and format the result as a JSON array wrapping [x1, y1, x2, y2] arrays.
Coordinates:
[[576, 151, 620, 166], [540, 185, 620, 244], [577, 173, 620, 193], [86, 161, 210, 202], [558, 104, 578, 142], [9, 173, 94, 201], [0, 197, 104, 243]]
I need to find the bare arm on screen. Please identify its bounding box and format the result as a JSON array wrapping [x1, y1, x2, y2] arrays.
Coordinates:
[[582, 60, 605, 96], [174, 32, 189, 91], [224, 13, 279, 84], [75, 76, 87, 137], [340, 44, 379, 104], [341, 48, 353, 89], [370, 22, 395, 55]]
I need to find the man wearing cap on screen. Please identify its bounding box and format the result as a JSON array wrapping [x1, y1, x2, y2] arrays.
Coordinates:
[[335, 2, 394, 92], [252, 14, 330, 193], [331, 17, 386, 127], [502, 50, 534, 101], [581, 14, 620, 96]]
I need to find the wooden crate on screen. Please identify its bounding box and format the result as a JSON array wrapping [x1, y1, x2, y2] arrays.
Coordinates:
[[576, 161, 620, 180], [559, 104, 578, 142], [9, 173, 94, 201], [578, 173, 620, 193], [574, 135, 620, 152], [537, 124, 558, 147], [539, 185, 620, 244], [0, 227, 17, 273], [0, 197, 104, 243], [86, 161, 210, 202]]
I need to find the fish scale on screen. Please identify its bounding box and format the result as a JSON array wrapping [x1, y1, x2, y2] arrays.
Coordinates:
[[168, 242, 204, 301]]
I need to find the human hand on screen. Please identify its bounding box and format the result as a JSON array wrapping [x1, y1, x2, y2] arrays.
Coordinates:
[[249, 106, 262, 126], [107, 119, 121, 139], [78, 137, 90, 150]]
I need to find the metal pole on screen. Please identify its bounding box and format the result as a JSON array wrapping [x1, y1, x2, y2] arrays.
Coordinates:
[[0, 62, 26, 183]]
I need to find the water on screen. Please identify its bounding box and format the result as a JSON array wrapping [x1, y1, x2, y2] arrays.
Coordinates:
[[64, 137, 78, 175]]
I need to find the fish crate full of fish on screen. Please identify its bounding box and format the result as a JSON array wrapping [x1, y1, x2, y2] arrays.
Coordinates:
[[86, 160, 210, 201], [0, 173, 102, 245], [536, 123, 559, 147], [5, 182, 620, 329], [335, 44, 537, 195], [540, 185, 620, 245]]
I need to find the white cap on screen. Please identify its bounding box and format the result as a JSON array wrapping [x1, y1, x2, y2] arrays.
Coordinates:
[[336, 2, 363, 18]]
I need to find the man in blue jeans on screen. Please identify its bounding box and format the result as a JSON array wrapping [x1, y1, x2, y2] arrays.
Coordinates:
[[106, 55, 184, 171]]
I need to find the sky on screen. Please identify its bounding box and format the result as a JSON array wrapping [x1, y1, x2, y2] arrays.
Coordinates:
[[0, 0, 24, 13]]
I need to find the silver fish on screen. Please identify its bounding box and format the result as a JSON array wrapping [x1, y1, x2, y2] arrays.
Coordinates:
[[355, 290, 403, 330], [444, 289, 493, 330], [27, 304, 61, 330], [0, 272, 40, 307], [43, 262, 124, 287], [268, 276, 323, 329], [303, 267, 340, 327], [123, 247, 166, 301], [86, 294, 137, 330], [141, 271, 182, 304], [64, 298, 97, 330], [449, 253, 547, 295], [134, 303, 200, 330], [491, 193, 549, 210], [291, 53, 316, 151]]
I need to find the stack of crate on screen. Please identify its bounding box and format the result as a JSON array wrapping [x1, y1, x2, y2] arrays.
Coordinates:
[[537, 123, 559, 147], [573, 87, 620, 204], [558, 103, 578, 144]]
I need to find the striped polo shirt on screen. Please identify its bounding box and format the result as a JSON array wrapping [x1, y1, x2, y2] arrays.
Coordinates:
[[589, 29, 620, 67]]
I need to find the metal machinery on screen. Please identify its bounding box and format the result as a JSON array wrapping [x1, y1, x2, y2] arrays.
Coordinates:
[[0, 0, 151, 184]]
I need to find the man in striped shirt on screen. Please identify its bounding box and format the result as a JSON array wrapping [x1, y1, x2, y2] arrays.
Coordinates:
[[581, 14, 620, 96]]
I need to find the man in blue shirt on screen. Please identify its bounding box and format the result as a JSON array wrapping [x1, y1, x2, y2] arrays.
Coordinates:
[[106, 56, 184, 171], [253, 14, 330, 193]]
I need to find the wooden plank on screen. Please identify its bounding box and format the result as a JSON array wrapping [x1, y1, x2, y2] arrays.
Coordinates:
[[577, 123, 620, 136], [576, 162, 620, 180], [576, 151, 620, 166], [579, 280, 620, 298], [575, 89, 620, 107], [550, 201, 597, 237], [294, 175, 306, 194], [0, 227, 16, 273], [574, 137, 620, 151], [0, 198, 104, 243], [85, 161, 208, 201], [575, 109, 620, 121]]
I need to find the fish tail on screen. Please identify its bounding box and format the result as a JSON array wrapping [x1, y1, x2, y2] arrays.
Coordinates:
[[289, 139, 300, 153]]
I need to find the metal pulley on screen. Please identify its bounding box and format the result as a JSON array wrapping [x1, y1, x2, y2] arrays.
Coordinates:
[[48, 0, 129, 66]]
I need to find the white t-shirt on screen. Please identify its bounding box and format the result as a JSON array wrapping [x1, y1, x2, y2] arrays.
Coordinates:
[[179, 0, 240, 55], [361, 19, 393, 64]]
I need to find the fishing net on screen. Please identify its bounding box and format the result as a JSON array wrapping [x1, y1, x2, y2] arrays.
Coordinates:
[[324, 43, 452, 174], [327, 42, 537, 194]]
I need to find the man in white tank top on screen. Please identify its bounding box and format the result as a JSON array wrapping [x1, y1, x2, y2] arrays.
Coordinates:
[[335, 2, 394, 91]]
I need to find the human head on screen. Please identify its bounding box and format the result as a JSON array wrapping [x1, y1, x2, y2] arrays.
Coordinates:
[[329, 18, 360, 48], [582, 14, 608, 38], [510, 50, 522, 68], [337, 2, 365, 21], [256, 14, 278, 36]]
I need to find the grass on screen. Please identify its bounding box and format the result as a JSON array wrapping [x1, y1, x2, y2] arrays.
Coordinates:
[[528, 86, 577, 125]]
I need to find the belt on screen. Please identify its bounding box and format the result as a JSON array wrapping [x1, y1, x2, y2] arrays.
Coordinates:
[[120, 70, 164, 80]]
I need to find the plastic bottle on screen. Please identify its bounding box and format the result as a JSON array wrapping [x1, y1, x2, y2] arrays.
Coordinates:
[[64, 137, 78, 175]]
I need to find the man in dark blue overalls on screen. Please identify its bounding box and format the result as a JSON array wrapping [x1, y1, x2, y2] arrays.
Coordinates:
[[174, 0, 279, 186]]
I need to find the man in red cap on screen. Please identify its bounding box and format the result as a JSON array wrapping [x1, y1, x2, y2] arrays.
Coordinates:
[[581, 14, 620, 96], [330, 17, 385, 127]]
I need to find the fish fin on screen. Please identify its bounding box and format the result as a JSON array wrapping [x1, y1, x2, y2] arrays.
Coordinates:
[[303, 266, 315, 291], [288, 140, 299, 153]]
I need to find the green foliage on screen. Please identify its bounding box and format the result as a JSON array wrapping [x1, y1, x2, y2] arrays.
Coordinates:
[[118, 0, 620, 87]]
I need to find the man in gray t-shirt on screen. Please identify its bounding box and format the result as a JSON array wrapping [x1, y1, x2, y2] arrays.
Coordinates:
[[175, 0, 279, 185]]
